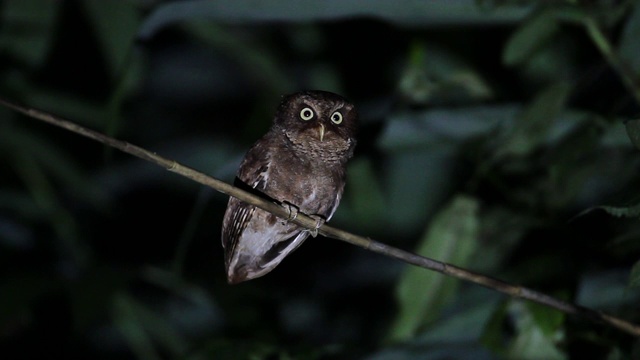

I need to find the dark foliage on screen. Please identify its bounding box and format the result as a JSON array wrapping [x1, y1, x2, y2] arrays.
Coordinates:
[[1, 0, 640, 359]]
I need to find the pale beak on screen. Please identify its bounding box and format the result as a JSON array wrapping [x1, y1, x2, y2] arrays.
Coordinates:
[[318, 124, 325, 142]]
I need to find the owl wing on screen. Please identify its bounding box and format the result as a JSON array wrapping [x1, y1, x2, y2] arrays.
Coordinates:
[[325, 181, 344, 222], [221, 136, 310, 283], [221, 196, 254, 254], [221, 137, 271, 256]]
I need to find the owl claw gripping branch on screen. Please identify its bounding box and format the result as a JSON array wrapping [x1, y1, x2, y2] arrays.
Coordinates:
[[221, 90, 357, 284]]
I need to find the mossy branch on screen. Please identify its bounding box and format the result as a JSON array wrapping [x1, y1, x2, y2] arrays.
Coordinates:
[[2, 97, 639, 337]]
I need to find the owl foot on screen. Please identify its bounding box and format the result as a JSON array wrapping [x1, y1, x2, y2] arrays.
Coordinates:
[[308, 215, 326, 238], [282, 202, 299, 221]]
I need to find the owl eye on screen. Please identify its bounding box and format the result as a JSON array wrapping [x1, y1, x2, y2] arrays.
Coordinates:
[[330, 111, 343, 124], [299, 107, 314, 121]]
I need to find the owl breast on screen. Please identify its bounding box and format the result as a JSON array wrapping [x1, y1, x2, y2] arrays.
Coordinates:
[[267, 135, 346, 216]]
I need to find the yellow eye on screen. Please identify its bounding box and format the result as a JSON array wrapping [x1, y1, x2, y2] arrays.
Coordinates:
[[331, 111, 343, 124], [300, 107, 314, 121]]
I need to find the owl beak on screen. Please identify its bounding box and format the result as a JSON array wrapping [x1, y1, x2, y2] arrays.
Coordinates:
[[318, 124, 325, 142]]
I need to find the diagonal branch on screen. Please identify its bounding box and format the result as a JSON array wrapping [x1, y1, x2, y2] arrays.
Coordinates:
[[1, 97, 639, 337]]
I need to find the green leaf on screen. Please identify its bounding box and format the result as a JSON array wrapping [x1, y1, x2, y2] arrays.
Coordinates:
[[503, 11, 559, 66], [186, 339, 285, 360], [388, 195, 479, 341], [182, 21, 293, 95], [629, 260, 640, 288], [130, 301, 189, 357], [0, 126, 108, 208], [12, 151, 89, 268], [526, 300, 565, 337], [0, 0, 60, 68], [576, 271, 634, 309], [81, 0, 140, 78], [625, 119, 640, 150], [138, 0, 529, 38], [606, 348, 625, 360], [618, 3, 640, 76], [21, 88, 109, 128], [398, 42, 493, 104], [0, 189, 45, 220], [70, 267, 128, 332], [599, 204, 640, 218], [113, 293, 190, 360], [495, 82, 571, 158], [0, 274, 59, 325], [577, 202, 640, 219], [416, 287, 501, 344], [113, 293, 161, 360], [343, 158, 386, 230], [141, 266, 219, 310], [474, 207, 534, 273], [383, 147, 458, 235], [378, 106, 522, 235], [378, 105, 519, 151], [507, 301, 566, 360], [601, 120, 636, 148], [481, 301, 509, 354]]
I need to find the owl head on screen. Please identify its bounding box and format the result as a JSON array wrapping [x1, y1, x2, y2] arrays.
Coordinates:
[[273, 90, 357, 162]]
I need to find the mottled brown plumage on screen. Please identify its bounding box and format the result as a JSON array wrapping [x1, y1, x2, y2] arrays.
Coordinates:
[[221, 90, 357, 283]]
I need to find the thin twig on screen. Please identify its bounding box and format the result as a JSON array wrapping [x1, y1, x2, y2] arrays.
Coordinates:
[[1, 97, 639, 337]]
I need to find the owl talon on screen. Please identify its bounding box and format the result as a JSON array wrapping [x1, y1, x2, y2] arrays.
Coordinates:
[[308, 215, 326, 238], [282, 202, 299, 221]]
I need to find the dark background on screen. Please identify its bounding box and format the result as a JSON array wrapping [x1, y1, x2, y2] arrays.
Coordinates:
[[1, 0, 640, 359]]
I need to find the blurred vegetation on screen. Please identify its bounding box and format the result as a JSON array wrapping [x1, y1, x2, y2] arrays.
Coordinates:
[[1, 0, 640, 359]]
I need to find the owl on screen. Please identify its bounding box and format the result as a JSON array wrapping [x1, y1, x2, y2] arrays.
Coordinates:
[[221, 90, 358, 284]]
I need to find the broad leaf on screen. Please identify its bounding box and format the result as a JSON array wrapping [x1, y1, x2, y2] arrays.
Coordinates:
[[138, 0, 529, 39], [507, 301, 566, 360], [503, 11, 559, 66], [618, 3, 640, 75], [495, 82, 571, 158], [629, 260, 640, 289], [625, 119, 640, 150], [388, 195, 479, 341], [0, 0, 60, 68], [81, 0, 140, 78], [577, 202, 640, 219]]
